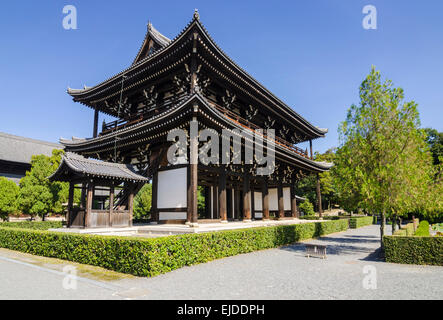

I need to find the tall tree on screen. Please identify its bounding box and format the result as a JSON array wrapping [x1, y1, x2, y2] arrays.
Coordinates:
[[335, 67, 438, 249], [0, 177, 19, 221]]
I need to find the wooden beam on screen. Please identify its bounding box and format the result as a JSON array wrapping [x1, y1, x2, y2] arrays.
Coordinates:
[[151, 170, 158, 223], [277, 181, 284, 220], [290, 183, 298, 218], [67, 182, 74, 227], [93, 109, 99, 138], [128, 184, 134, 227], [243, 173, 251, 221], [218, 167, 227, 222], [109, 185, 114, 227], [85, 182, 94, 228], [262, 178, 270, 220]]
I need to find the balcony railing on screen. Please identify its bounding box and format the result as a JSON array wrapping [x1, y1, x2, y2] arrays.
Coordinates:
[[99, 101, 310, 159], [209, 102, 310, 159]]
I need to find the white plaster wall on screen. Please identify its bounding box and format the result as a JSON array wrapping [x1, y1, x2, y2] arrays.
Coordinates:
[[159, 212, 187, 220], [269, 188, 278, 211], [157, 167, 187, 209], [254, 191, 262, 211], [284, 187, 291, 211]]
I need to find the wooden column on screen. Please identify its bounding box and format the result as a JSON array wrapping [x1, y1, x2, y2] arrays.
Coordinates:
[[309, 139, 313, 160], [316, 173, 323, 217], [277, 181, 284, 219], [128, 184, 134, 227], [212, 185, 218, 219], [80, 183, 86, 209], [251, 186, 255, 220], [93, 109, 99, 138], [67, 182, 74, 227], [85, 181, 94, 228], [109, 185, 115, 227], [243, 173, 251, 221], [290, 183, 298, 218], [151, 170, 158, 223], [262, 178, 270, 220], [218, 167, 227, 222], [187, 117, 198, 225], [234, 188, 240, 220]]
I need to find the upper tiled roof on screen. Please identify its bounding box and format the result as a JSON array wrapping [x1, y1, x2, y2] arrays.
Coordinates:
[[0, 132, 61, 164]]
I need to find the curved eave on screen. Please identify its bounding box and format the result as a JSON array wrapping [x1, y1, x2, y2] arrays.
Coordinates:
[[66, 16, 327, 139]]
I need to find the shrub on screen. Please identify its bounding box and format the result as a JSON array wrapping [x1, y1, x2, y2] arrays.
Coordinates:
[[349, 216, 373, 228], [415, 221, 430, 236], [384, 235, 443, 265], [0, 221, 62, 230], [299, 200, 315, 216], [0, 177, 19, 221], [0, 219, 348, 277]]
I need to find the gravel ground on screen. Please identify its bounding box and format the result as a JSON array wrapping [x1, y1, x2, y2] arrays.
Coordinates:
[[0, 225, 441, 299]]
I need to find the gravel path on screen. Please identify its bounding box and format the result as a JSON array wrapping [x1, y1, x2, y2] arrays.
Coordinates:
[[0, 225, 441, 299]]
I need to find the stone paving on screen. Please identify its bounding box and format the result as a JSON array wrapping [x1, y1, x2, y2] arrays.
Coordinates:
[[0, 225, 442, 299]]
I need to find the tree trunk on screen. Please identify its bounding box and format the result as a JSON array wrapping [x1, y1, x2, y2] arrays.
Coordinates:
[[380, 210, 385, 251], [391, 214, 396, 234]]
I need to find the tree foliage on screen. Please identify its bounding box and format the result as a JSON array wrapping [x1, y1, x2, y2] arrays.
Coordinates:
[[133, 183, 152, 219], [0, 177, 19, 221], [17, 149, 72, 219], [334, 67, 441, 245]]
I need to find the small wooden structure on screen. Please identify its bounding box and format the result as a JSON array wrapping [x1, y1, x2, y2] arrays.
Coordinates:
[[49, 152, 148, 228]]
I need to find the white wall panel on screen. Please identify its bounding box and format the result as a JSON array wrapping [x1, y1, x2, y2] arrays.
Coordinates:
[[157, 167, 187, 209], [254, 192, 262, 211], [269, 188, 278, 211], [283, 187, 291, 211], [159, 212, 187, 220]]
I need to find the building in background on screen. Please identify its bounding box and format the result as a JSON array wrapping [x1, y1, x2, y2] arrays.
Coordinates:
[[0, 132, 61, 184]]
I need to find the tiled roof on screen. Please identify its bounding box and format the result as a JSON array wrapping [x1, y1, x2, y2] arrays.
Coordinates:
[[50, 152, 148, 182], [0, 132, 61, 164]]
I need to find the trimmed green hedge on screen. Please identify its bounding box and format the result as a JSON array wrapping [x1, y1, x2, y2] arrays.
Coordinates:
[[349, 216, 373, 229], [393, 223, 415, 236], [0, 219, 348, 277], [0, 221, 62, 230], [415, 221, 430, 237], [299, 216, 341, 220], [384, 235, 443, 266]]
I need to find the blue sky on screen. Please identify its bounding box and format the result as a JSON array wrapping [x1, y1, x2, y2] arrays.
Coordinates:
[[0, 1, 442, 153]]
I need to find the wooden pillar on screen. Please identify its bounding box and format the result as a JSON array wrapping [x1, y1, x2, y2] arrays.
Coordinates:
[[212, 185, 218, 219], [309, 139, 313, 160], [251, 186, 255, 220], [290, 183, 298, 218], [128, 184, 134, 227], [67, 182, 74, 227], [316, 173, 323, 217], [80, 183, 86, 209], [218, 167, 227, 222], [151, 171, 158, 223], [93, 109, 99, 138], [85, 181, 94, 228], [109, 185, 115, 227], [243, 173, 251, 221], [234, 188, 240, 220], [187, 117, 198, 225], [277, 181, 284, 219], [262, 178, 270, 220]]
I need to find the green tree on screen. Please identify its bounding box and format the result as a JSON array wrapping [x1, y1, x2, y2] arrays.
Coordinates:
[[17, 149, 71, 220], [424, 128, 443, 165], [335, 67, 439, 248], [134, 183, 152, 220], [299, 200, 315, 216], [0, 177, 19, 221]]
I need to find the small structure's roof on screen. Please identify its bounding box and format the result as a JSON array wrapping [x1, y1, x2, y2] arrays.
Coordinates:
[[0, 132, 61, 164], [49, 152, 148, 183]]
